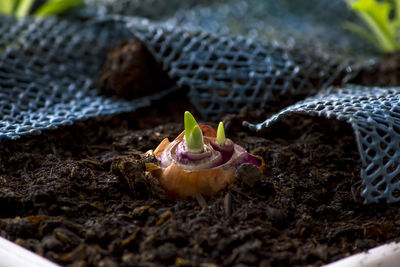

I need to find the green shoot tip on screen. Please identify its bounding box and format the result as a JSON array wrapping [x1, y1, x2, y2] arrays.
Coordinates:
[[184, 112, 203, 152], [184, 111, 198, 140], [216, 122, 226, 146], [187, 125, 204, 152]]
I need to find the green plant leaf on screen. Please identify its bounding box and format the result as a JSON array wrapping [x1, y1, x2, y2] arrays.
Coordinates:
[[216, 122, 226, 146], [0, 0, 16, 15], [15, 0, 34, 18], [187, 125, 204, 152], [34, 0, 83, 17], [184, 111, 198, 142], [349, 0, 397, 52], [343, 21, 379, 46], [395, 0, 400, 21], [184, 112, 204, 152]]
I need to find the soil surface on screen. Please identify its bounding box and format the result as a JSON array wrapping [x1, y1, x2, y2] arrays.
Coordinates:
[[2, 39, 400, 266], [353, 51, 400, 86], [1, 87, 400, 267]]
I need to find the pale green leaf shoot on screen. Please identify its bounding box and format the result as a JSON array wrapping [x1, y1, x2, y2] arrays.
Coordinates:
[[15, 0, 35, 18], [345, 0, 400, 53], [0, 0, 83, 17], [216, 122, 226, 146], [187, 125, 204, 152], [184, 111, 198, 143], [35, 0, 83, 17], [0, 0, 16, 15], [184, 111, 204, 152]]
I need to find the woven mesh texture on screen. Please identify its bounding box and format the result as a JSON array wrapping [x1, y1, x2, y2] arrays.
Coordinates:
[[83, 0, 376, 119], [0, 0, 372, 138], [86, 0, 375, 55], [84, 0, 209, 19], [0, 0, 396, 202], [244, 85, 400, 203], [166, 0, 375, 56], [0, 16, 175, 139], [111, 0, 376, 119], [126, 18, 363, 119]]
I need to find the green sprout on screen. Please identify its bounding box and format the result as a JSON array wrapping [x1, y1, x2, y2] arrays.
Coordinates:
[[216, 122, 226, 146], [344, 0, 400, 53], [184, 111, 204, 152], [0, 0, 16, 16], [15, 0, 34, 18], [0, 0, 83, 18]]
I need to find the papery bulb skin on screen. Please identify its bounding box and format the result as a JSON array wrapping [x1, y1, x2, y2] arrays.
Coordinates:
[[210, 139, 234, 162], [146, 124, 265, 198]]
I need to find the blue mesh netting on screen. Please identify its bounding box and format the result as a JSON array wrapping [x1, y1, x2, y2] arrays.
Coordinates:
[[126, 18, 362, 118], [244, 86, 400, 203], [1, 0, 399, 202], [0, 16, 175, 139]]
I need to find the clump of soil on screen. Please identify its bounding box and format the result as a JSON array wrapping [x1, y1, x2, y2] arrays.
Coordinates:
[[2, 35, 400, 267], [0, 90, 400, 266], [98, 39, 175, 99]]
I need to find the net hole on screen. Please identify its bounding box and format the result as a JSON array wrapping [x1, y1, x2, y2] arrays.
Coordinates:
[[392, 189, 400, 198], [371, 175, 382, 185]]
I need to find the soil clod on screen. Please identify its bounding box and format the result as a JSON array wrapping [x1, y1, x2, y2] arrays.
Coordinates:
[[235, 163, 263, 188], [0, 103, 399, 266], [98, 39, 175, 100]]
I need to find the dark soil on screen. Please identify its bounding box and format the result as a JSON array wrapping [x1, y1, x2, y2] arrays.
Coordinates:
[[98, 40, 176, 100], [1, 88, 400, 267], [2, 40, 400, 267], [352, 51, 400, 86]]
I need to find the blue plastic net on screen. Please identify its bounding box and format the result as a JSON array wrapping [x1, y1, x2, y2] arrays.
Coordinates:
[[0, 16, 175, 139], [1, 0, 399, 202], [244, 86, 400, 203]]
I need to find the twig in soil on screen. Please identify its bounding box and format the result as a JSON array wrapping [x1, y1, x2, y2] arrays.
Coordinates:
[[351, 179, 363, 202], [195, 193, 207, 211], [49, 167, 54, 179], [156, 210, 172, 226], [51, 143, 57, 156], [224, 192, 232, 217]]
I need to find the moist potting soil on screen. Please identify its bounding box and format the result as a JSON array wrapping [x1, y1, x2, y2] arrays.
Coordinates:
[[1, 0, 400, 266], [0, 91, 400, 266]]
